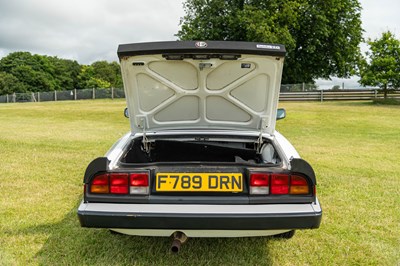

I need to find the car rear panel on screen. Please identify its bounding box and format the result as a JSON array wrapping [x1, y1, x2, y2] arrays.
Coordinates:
[[79, 156, 322, 233], [83, 164, 316, 205]]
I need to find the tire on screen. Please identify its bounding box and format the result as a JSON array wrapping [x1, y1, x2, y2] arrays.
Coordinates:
[[273, 230, 295, 239]]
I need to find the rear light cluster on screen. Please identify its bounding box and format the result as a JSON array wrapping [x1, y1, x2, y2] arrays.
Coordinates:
[[90, 172, 149, 195], [250, 172, 310, 195]]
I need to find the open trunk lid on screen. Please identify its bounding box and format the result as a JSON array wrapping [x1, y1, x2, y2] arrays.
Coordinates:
[[118, 41, 285, 135]]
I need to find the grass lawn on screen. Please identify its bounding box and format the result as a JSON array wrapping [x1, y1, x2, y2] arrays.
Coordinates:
[[0, 99, 399, 265]]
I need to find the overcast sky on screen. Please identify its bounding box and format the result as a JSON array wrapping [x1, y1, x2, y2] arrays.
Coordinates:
[[0, 0, 399, 68]]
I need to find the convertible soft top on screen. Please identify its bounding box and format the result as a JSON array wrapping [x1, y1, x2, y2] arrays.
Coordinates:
[[117, 41, 286, 58]]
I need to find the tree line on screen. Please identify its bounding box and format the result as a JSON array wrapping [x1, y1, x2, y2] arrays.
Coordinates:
[[178, 0, 400, 98], [177, 0, 363, 84], [0, 52, 122, 95], [1, 0, 399, 99]]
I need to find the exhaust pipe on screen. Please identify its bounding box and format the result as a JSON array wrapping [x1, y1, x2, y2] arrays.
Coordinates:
[[170, 231, 188, 253]]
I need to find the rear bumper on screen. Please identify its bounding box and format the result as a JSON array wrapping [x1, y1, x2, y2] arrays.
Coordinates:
[[78, 200, 322, 231]]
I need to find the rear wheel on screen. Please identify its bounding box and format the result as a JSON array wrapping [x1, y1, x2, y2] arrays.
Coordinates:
[[273, 230, 295, 239]]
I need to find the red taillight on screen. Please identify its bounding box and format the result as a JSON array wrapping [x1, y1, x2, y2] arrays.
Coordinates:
[[250, 173, 269, 186], [270, 174, 289, 194], [290, 175, 310, 194], [248, 172, 312, 196], [89, 172, 149, 195], [90, 174, 109, 194], [110, 173, 129, 194], [249, 173, 269, 194], [130, 173, 149, 186], [129, 173, 149, 194]]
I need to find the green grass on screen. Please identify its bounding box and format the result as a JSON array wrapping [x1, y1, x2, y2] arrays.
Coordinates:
[[372, 98, 400, 105], [0, 99, 399, 265]]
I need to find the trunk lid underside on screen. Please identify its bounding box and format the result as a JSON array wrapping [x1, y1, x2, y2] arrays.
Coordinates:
[[118, 41, 285, 135]]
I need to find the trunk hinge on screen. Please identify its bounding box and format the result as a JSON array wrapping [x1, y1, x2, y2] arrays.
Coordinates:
[[256, 132, 263, 154], [255, 118, 267, 154], [138, 116, 150, 154]]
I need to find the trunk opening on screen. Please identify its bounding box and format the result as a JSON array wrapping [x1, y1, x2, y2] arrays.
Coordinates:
[[121, 137, 281, 165]]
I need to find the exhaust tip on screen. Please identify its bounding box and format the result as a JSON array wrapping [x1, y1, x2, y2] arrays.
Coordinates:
[[171, 239, 181, 253], [170, 231, 188, 254]]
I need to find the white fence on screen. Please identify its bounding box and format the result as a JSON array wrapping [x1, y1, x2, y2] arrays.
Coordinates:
[[0, 88, 125, 103], [279, 89, 400, 102], [0, 88, 399, 104]]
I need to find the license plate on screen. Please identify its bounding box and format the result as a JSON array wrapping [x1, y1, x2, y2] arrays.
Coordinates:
[[156, 173, 243, 192]]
